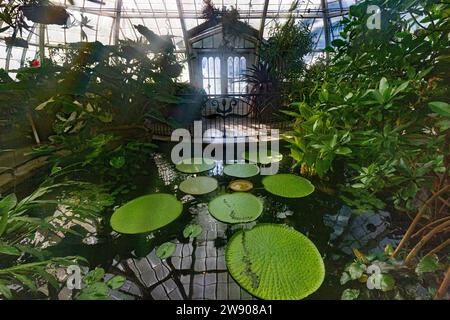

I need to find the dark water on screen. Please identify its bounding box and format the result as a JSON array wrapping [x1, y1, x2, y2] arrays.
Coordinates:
[[49, 141, 397, 300]]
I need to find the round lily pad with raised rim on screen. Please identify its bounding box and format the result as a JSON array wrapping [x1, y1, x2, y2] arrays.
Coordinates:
[[208, 193, 263, 224], [224, 163, 260, 178], [228, 180, 253, 192], [179, 176, 218, 195], [242, 150, 283, 164], [175, 157, 215, 173], [156, 242, 176, 260], [226, 223, 325, 300], [110, 194, 183, 234], [262, 174, 315, 198]]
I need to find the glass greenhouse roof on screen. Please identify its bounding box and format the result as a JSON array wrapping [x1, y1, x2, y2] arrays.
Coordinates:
[[0, 0, 356, 74]]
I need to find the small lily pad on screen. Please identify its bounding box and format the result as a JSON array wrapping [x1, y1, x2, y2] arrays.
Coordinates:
[[183, 224, 203, 238], [208, 193, 263, 223], [226, 224, 325, 300], [224, 163, 260, 178], [156, 242, 176, 259], [175, 157, 215, 173], [228, 180, 253, 192], [242, 150, 283, 164], [262, 174, 315, 198], [110, 194, 183, 234], [179, 176, 218, 195]]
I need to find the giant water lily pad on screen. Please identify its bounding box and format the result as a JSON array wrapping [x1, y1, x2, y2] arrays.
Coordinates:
[[179, 176, 218, 195], [262, 174, 315, 198], [224, 163, 260, 178], [208, 193, 263, 223], [175, 157, 215, 173], [226, 224, 325, 300], [110, 194, 183, 234], [242, 150, 283, 164]]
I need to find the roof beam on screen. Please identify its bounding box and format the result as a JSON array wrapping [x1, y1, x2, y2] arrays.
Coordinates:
[[259, 0, 270, 40], [176, 0, 193, 82]]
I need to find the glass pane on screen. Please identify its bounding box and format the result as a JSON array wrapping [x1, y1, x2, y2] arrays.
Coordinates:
[[227, 57, 233, 78], [234, 57, 239, 79], [215, 79, 221, 95], [208, 57, 214, 78], [240, 57, 246, 75], [202, 57, 208, 78], [215, 57, 221, 79], [203, 79, 210, 94]]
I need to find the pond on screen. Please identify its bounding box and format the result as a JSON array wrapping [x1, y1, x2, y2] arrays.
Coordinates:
[[54, 141, 398, 300]]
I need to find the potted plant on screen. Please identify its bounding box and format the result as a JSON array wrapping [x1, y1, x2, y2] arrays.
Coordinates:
[[20, 3, 69, 25]]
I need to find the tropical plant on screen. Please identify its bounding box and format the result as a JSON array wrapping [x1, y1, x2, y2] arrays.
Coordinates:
[[283, 0, 449, 213], [0, 174, 114, 299], [340, 247, 448, 300]]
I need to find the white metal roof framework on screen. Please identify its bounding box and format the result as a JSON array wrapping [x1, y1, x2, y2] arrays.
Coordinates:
[[0, 0, 356, 79]]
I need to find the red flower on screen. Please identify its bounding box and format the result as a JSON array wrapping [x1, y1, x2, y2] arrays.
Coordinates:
[[31, 59, 40, 67]]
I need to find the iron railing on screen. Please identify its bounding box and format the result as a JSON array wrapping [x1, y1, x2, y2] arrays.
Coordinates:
[[149, 92, 291, 138]]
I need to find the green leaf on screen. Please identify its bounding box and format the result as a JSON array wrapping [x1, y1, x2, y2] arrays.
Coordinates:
[[429, 101, 450, 117], [110, 194, 183, 234], [84, 268, 105, 285], [415, 255, 443, 274], [208, 193, 263, 224], [183, 224, 203, 239], [77, 282, 109, 300], [348, 262, 366, 280], [340, 272, 351, 285], [106, 276, 126, 290], [335, 147, 352, 155], [156, 242, 176, 260], [109, 156, 125, 169], [179, 176, 218, 195], [226, 224, 325, 300], [14, 274, 37, 292], [379, 274, 396, 292], [262, 174, 315, 198], [341, 288, 359, 300], [0, 282, 12, 299], [0, 245, 21, 256], [379, 77, 389, 96], [223, 164, 260, 178]]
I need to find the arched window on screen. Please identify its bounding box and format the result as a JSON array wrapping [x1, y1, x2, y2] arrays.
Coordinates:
[[202, 56, 221, 94], [227, 56, 247, 94]]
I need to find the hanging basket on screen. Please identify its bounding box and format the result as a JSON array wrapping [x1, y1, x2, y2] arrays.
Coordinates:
[[21, 5, 69, 25]]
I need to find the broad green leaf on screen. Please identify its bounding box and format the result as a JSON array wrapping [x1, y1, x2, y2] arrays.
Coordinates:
[[262, 174, 315, 198], [179, 176, 218, 195], [109, 156, 125, 169], [106, 276, 126, 290], [183, 224, 203, 238], [415, 255, 443, 274], [208, 193, 263, 224], [348, 262, 366, 280], [156, 242, 176, 260], [84, 268, 105, 285], [340, 272, 351, 285], [110, 194, 183, 234], [341, 288, 360, 300], [76, 282, 109, 300], [429, 101, 450, 117], [226, 224, 325, 300]]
